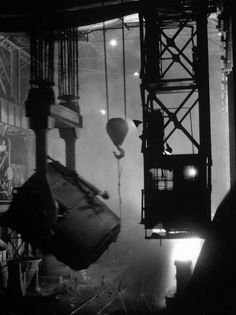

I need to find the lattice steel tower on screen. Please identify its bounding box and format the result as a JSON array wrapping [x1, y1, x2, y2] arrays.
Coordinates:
[[139, 1, 216, 239]]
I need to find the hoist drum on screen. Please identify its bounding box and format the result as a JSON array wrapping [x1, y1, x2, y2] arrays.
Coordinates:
[[0, 161, 120, 270]]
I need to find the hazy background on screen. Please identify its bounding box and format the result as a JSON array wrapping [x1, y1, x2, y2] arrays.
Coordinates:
[[46, 16, 230, 309]]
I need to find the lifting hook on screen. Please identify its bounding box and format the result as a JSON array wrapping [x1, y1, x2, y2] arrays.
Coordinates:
[[113, 146, 125, 159]]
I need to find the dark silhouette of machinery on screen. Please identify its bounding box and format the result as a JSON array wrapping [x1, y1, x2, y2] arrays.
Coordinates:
[[0, 0, 216, 258], [1, 158, 120, 270], [139, 1, 213, 239], [0, 1, 236, 314]]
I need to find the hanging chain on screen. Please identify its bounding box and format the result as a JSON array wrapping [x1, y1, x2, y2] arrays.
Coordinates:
[[103, 22, 110, 121], [30, 28, 54, 87], [121, 16, 127, 120], [117, 159, 122, 221], [57, 27, 80, 111]]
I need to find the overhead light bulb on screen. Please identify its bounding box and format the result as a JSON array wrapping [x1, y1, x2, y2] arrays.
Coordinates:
[[183, 165, 198, 179], [100, 109, 106, 115], [110, 39, 117, 47]]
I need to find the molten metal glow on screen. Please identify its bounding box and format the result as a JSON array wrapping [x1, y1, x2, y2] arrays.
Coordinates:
[[171, 238, 204, 266]]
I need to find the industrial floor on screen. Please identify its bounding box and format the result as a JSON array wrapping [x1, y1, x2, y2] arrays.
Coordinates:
[[0, 253, 173, 315], [0, 226, 177, 314], [0, 278, 170, 315]]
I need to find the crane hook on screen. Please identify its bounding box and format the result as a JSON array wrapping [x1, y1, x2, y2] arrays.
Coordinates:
[[113, 146, 125, 159]]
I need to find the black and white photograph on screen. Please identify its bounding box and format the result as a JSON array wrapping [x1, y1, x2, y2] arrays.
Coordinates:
[[0, 1, 235, 314]]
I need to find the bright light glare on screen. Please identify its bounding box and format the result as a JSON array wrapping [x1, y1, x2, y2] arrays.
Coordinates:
[[152, 228, 166, 237], [172, 238, 204, 267], [152, 223, 166, 236], [100, 109, 106, 115], [110, 39, 117, 47], [184, 166, 198, 179], [164, 150, 172, 155]]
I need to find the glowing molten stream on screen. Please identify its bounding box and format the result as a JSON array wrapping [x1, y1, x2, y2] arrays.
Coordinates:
[[171, 238, 204, 267]]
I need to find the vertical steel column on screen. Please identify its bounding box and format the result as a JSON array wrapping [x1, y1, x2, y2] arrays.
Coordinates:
[[25, 86, 54, 176], [227, 6, 236, 185], [35, 129, 48, 176], [25, 86, 57, 228], [26, 28, 55, 176], [195, 4, 212, 161], [195, 3, 212, 219], [24, 29, 57, 231], [228, 71, 236, 184], [59, 128, 79, 171]]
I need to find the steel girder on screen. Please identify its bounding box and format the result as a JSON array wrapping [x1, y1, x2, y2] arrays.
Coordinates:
[[139, 3, 212, 238]]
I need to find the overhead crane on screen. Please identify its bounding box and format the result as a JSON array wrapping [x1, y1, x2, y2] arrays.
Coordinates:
[[139, 1, 215, 239]]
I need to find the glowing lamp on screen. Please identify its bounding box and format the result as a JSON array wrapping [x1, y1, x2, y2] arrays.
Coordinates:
[[110, 39, 117, 47], [183, 165, 198, 180], [100, 109, 106, 115]]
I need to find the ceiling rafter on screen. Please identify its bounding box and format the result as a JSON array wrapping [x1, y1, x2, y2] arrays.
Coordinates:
[[0, 1, 140, 32]]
